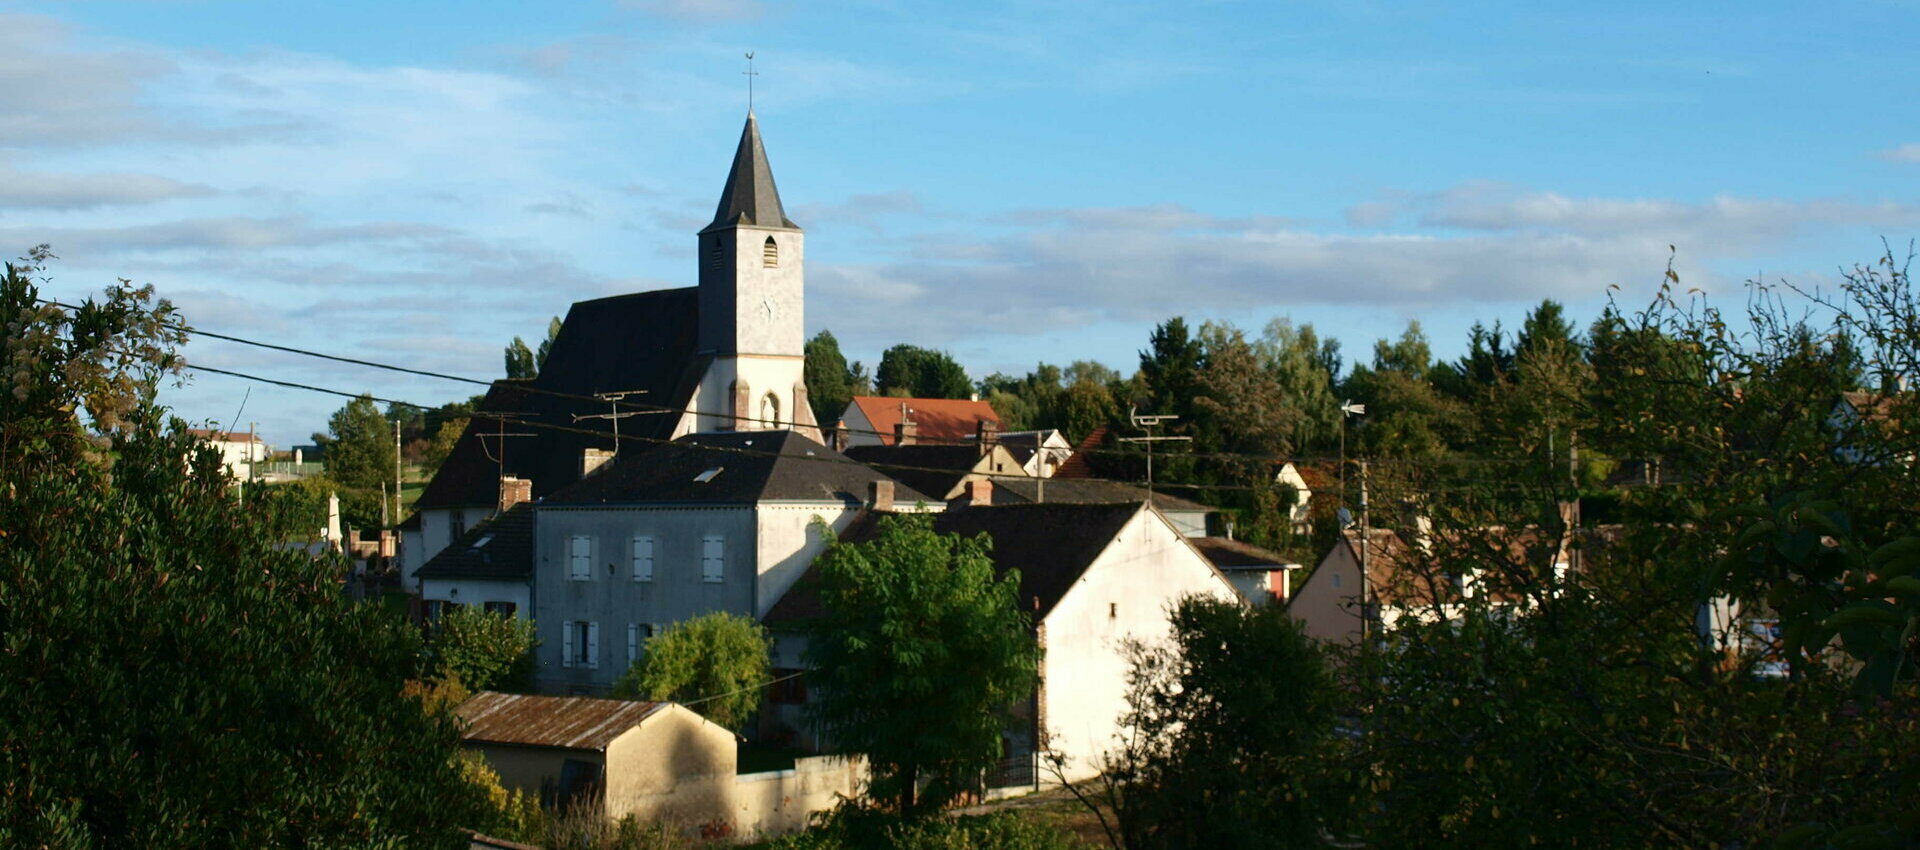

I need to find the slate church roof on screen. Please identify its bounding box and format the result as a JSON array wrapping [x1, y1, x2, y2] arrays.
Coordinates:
[[413, 288, 707, 512], [705, 112, 797, 232]]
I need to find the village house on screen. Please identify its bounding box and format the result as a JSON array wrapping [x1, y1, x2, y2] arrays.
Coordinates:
[[836, 395, 1000, 449], [529, 430, 936, 695], [1189, 536, 1302, 606], [995, 428, 1073, 478], [186, 427, 267, 482], [457, 691, 862, 838], [990, 477, 1215, 538], [842, 439, 1028, 503], [763, 497, 1240, 784], [416, 498, 534, 620]]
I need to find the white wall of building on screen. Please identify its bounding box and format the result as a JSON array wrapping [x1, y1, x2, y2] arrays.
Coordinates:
[[753, 502, 860, 619], [421, 577, 531, 619], [1039, 508, 1238, 780]]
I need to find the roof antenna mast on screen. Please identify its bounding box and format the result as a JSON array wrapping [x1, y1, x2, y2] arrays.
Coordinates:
[[742, 51, 758, 113]]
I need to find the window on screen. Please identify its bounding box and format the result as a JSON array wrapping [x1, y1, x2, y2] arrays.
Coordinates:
[[630, 535, 655, 582], [768, 669, 808, 705], [761, 392, 780, 427], [483, 601, 517, 617], [1109, 602, 1118, 619], [626, 623, 655, 665], [702, 536, 725, 583], [568, 535, 592, 581], [1331, 573, 1342, 589], [762, 235, 778, 267], [694, 467, 723, 484], [448, 511, 465, 542], [562, 620, 597, 670]]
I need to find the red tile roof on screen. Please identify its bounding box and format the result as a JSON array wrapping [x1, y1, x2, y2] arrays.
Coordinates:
[[185, 428, 262, 443], [849, 396, 999, 446]]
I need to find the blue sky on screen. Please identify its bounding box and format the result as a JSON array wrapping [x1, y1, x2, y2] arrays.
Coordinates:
[[5, 0, 1917, 445]]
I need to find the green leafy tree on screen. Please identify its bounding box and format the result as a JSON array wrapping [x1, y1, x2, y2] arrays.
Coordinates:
[[1259, 318, 1342, 452], [1138, 317, 1202, 419], [803, 514, 1039, 815], [429, 606, 537, 693], [0, 250, 484, 848], [1194, 321, 1301, 457], [503, 316, 561, 380], [320, 394, 396, 493], [611, 611, 769, 731], [805, 329, 857, 426], [1077, 596, 1351, 850], [420, 416, 467, 478], [875, 344, 972, 399]]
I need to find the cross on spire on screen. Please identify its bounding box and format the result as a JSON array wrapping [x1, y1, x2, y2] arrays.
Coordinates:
[[742, 51, 758, 112]]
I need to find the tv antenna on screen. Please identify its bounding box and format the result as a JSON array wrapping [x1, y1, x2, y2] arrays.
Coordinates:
[[571, 390, 666, 459], [1117, 407, 1192, 498]]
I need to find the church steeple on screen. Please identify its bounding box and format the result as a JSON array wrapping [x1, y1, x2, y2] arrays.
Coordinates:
[[704, 112, 799, 232]]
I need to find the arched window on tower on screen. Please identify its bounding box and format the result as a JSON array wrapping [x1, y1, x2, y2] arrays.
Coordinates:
[[763, 236, 778, 268], [760, 392, 781, 427]]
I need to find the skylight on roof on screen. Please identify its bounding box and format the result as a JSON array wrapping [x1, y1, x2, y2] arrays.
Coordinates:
[[471, 534, 495, 549], [694, 467, 724, 483]]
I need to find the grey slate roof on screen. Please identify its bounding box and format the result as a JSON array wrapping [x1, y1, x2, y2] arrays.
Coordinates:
[[841, 444, 994, 501], [762, 502, 1147, 627], [1190, 536, 1294, 571], [704, 113, 797, 232], [544, 430, 936, 506], [417, 503, 535, 582], [415, 288, 705, 511], [991, 477, 1214, 514]]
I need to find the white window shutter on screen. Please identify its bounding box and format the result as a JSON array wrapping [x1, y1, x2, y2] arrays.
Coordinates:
[[627, 624, 639, 664], [632, 536, 654, 582], [562, 620, 575, 668], [569, 535, 593, 581], [702, 536, 725, 583], [587, 622, 600, 670]]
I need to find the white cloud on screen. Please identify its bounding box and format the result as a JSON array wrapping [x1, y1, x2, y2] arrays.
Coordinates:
[[0, 162, 214, 209], [621, 0, 765, 23], [1875, 143, 1920, 163]]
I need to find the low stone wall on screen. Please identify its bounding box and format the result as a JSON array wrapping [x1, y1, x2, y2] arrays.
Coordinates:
[[729, 754, 868, 838]]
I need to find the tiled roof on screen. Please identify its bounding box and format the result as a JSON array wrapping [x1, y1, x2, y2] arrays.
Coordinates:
[[457, 691, 664, 751], [417, 503, 534, 582], [762, 503, 1146, 627], [1052, 425, 1107, 478], [544, 430, 937, 507], [416, 288, 705, 511], [848, 396, 999, 447], [185, 428, 262, 443], [842, 444, 1003, 501]]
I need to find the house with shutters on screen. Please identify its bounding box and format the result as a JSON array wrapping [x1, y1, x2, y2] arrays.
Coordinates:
[[529, 430, 936, 694], [404, 111, 823, 590], [762, 498, 1239, 783]]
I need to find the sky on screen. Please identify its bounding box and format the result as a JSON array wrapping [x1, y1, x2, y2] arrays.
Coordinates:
[[4, 0, 1918, 446]]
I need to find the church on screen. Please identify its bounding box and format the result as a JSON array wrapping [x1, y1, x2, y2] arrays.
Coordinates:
[[403, 113, 827, 584]]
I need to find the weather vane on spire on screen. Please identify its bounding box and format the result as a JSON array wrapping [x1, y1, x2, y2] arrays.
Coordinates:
[[743, 51, 758, 112]]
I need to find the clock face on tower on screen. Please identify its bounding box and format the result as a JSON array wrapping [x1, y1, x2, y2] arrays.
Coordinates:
[[761, 298, 777, 323]]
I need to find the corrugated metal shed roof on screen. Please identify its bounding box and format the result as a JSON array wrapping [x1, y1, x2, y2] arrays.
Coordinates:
[[457, 691, 664, 752]]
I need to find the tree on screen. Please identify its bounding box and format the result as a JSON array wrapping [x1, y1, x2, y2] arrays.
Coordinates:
[[1081, 597, 1352, 850], [420, 416, 467, 478], [1194, 321, 1301, 457], [875, 344, 972, 399], [805, 330, 856, 427], [1138, 317, 1202, 418], [803, 514, 1039, 815], [0, 250, 484, 848], [429, 606, 537, 693], [316, 394, 397, 527], [1259, 318, 1341, 452], [502, 316, 560, 380], [611, 612, 769, 731]]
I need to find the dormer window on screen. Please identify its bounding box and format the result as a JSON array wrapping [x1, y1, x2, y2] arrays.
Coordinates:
[[763, 236, 778, 268]]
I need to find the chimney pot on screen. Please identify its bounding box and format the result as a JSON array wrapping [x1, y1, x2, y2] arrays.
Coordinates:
[[894, 420, 917, 446], [582, 449, 614, 477]]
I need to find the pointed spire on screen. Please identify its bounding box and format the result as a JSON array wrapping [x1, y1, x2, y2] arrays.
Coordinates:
[[705, 112, 798, 232]]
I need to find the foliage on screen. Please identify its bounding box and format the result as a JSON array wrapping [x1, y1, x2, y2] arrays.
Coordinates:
[[876, 344, 972, 399], [1072, 597, 1350, 850], [504, 315, 562, 380], [429, 606, 538, 693], [761, 807, 1078, 850], [0, 251, 484, 848], [802, 514, 1039, 815], [315, 393, 397, 526], [528, 801, 697, 850], [805, 329, 859, 427], [420, 415, 467, 477], [457, 751, 545, 845], [611, 611, 770, 731], [251, 474, 341, 541]]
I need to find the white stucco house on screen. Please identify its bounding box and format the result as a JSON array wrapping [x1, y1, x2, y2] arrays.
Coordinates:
[[187, 428, 267, 482], [764, 498, 1240, 784]]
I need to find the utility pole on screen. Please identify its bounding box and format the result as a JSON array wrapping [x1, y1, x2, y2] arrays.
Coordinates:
[[394, 419, 403, 524], [1118, 407, 1191, 498], [1359, 459, 1371, 644]]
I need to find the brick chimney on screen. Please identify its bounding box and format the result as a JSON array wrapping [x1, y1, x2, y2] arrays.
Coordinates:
[[582, 448, 614, 477], [498, 475, 532, 512], [893, 420, 917, 446], [868, 480, 895, 512], [830, 419, 847, 452], [965, 478, 993, 507], [976, 418, 999, 456]]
